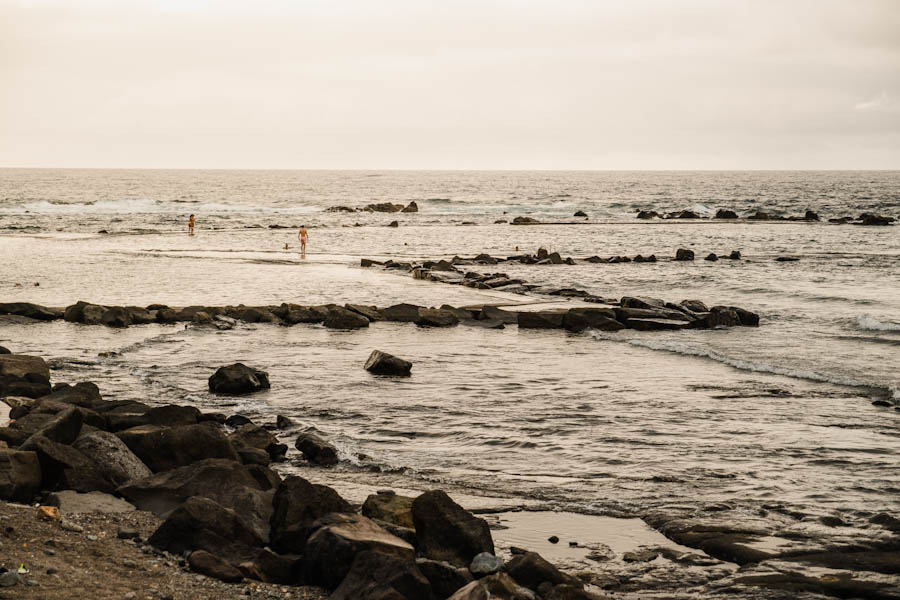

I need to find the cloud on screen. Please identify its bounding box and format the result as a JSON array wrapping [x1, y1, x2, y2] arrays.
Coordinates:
[[855, 92, 900, 113]]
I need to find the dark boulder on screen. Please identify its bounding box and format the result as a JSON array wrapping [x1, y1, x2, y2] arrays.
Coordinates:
[[382, 303, 422, 323], [711, 305, 760, 327], [517, 311, 565, 329], [804, 210, 820, 221], [188, 549, 244, 583], [0, 354, 51, 381], [401, 201, 419, 213], [116, 422, 240, 473], [691, 308, 742, 328], [0, 449, 42, 502], [283, 304, 329, 324], [40, 382, 103, 409], [479, 306, 518, 324], [144, 404, 200, 427], [236, 307, 277, 323], [363, 492, 416, 529], [269, 475, 354, 554], [636, 210, 660, 219], [469, 552, 503, 578], [674, 248, 695, 261], [447, 573, 534, 599], [236, 547, 302, 584], [411, 490, 494, 567], [324, 306, 370, 329], [0, 302, 62, 321], [0, 346, 9, 354], [294, 432, 340, 465], [208, 363, 271, 395], [20, 434, 115, 493], [511, 216, 539, 225], [714, 209, 738, 219], [230, 423, 280, 458], [28, 406, 83, 445], [100, 306, 133, 328], [118, 458, 271, 520], [238, 447, 271, 466], [416, 309, 460, 328], [72, 431, 152, 486], [679, 299, 709, 313], [149, 496, 263, 563], [331, 550, 434, 600], [573, 210, 587, 217], [303, 513, 416, 590], [365, 350, 413, 376], [225, 414, 254, 428], [620, 296, 666, 310], [728, 250, 741, 260], [705, 253, 718, 261], [417, 558, 474, 600], [562, 308, 623, 333], [345, 304, 384, 322], [673, 210, 701, 219], [504, 551, 581, 591]]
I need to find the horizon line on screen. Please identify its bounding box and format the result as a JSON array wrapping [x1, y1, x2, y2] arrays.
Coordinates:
[[2, 166, 899, 173]]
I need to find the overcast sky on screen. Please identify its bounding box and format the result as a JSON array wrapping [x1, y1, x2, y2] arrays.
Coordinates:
[[2, 0, 898, 169]]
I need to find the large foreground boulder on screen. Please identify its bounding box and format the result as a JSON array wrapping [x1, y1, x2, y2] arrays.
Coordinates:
[[0, 354, 51, 381], [149, 496, 264, 563], [73, 431, 152, 486], [116, 422, 240, 472], [303, 513, 416, 589], [270, 475, 354, 554], [20, 434, 115, 493], [331, 550, 434, 600], [447, 573, 535, 600], [0, 449, 42, 502], [188, 550, 244, 583], [208, 363, 271, 395], [365, 350, 413, 376], [505, 551, 582, 591], [118, 458, 274, 541], [363, 492, 415, 529], [416, 309, 460, 328], [417, 559, 475, 600], [412, 490, 494, 567]]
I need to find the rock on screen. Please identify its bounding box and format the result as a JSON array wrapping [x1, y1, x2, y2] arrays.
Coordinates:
[[303, 513, 416, 589], [208, 363, 271, 395], [144, 405, 200, 427], [462, 319, 505, 330], [118, 458, 272, 538], [324, 306, 370, 329], [517, 311, 565, 329], [101, 306, 133, 328], [674, 248, 695, 261], [401, 201, 419, 213], [624, 318, 692, 331], [28, 406, 82, 445], [236, 547, 302, 584], [237, 447, 270, 466], [679, 299, 709, 313], [416, 309, 460, 328], [728, 250, 741, 260], [711, 305, 759, 326], [0, 354, 51, 381], [511, 216, 539, 225], [417, 558, 474, 600], [0, 346, 9, 354], [562, 308, 623, 333], [478, 306, 518, 324], [269, 475, 354, 554], [447, 573, 535, 600], [282, 305, 329, 324], [331, 550, 434, 600], [388, 220, 399, 227], [116, 422, 240, 473], [856, 213, 894, 226], [714, 209, 738, 219], [365, 202, 405, 213], [46, 490, 135, 513], [705, 253, 718, 261], [361, 258, 384, 268], [636, 210, 659, 219], [345, 304, 383, 322], [0, 571, 19, 587], [504, 551, 581, 591], [149, 496, 263, 563], [363, 493, 415, 529], [382, 303, 422, 322], [469, 552, 503, 578], [573, 210, 587, 217], [622, 549, 659, 562], [692, 307, 742, 328], [225, 415, 253, 428], [118, 526, 140, 539], [294, 432, 340, 465], [616, 306, 692, 322], [748, 210, 776, 220], [188, 549, 244, 583], [275, 415, 295, 429], [229, 424, 279, 455], [805, 210, 820, 221], [544, 584, 603, 599], [365, 350, 413, 377], [776, 256, 799, 262], [236, 307, 277, 323], [412, 490, 494, 567], [20, 434, 115, 493], [0, 302, 62, 321], [0, 449, 41, 501]]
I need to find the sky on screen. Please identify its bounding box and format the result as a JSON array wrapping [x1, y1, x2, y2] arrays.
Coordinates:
[[1, 0, 899, 169]]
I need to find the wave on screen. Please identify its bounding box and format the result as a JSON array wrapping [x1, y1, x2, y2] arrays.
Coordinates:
[[600, 334, 898, 400], [856, 315, 900, 332], [0, 197, 323, 215]]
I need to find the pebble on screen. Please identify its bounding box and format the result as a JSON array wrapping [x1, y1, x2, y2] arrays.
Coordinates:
[[46, 568, 58, 575], [61, 521, 84, 533], [86, 534, 99, 541], [44, 549, 56, 556], [25, 579, 39, 587], [118, 527, 141, 540], [548, 535, 559, 544], [124, 592, 136, 599], [123, 559, 138, 568], [0, 571, 19, 587]]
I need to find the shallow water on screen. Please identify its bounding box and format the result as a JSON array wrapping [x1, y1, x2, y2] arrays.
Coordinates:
[[1, 169, 899, 597]]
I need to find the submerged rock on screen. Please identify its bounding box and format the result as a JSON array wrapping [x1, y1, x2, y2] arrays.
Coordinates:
[[294, 432, 340, 466], [674, 248, 695, 261]]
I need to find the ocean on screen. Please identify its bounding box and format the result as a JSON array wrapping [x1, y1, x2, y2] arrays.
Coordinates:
[[1, 168, 899, 597]]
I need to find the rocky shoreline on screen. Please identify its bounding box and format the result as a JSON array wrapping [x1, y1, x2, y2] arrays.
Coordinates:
[[0, 350, 612, 599]]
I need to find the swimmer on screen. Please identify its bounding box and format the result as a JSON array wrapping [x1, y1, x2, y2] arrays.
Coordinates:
[[188, 214, 195, 235]]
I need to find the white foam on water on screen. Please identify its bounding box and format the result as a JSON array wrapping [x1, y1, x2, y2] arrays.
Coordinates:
[[855, 315, 900, 332]]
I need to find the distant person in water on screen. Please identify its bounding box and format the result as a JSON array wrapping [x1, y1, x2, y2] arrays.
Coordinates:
[[188, 214, 195, 235], [298, 225, 308, 257]]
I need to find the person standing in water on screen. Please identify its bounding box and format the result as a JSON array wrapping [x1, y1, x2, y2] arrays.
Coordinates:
[[188, 214, 195, 235], [298, 225, 308, 257]]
